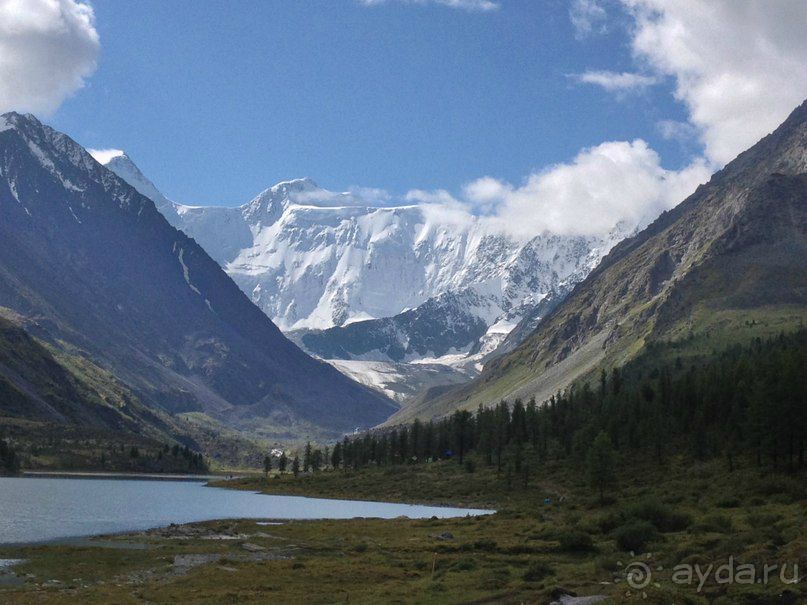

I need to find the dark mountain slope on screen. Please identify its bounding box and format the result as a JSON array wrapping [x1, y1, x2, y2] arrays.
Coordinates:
[[298, 289, 490, 363], [0, 113, 396, 437], [0, 311, 170, 435], [394, 99, 807, 422]]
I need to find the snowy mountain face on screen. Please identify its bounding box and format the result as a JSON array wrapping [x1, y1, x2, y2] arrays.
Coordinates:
[[98, 153, 630, 400], [293, 229, 628, 371]]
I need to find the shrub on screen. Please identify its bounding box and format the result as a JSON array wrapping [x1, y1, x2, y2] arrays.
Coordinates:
[[450, 557, 477, 572], [473, 539, 498, 551], [501, 545, 541, 555], [522, 561, 555, 582], [478, 567, 510, 590], [751, 477, 806, 500], [558, 530, 596, 552], [596, 511, 626, 534], [715, 496, 741, 508], [690, 514, 733, 534], [614, 520, 659, 553], [353, 542, 369, 553], [596, 555, 620, 572], [746, 513, 781, 528], [627, 497, 691, 532]]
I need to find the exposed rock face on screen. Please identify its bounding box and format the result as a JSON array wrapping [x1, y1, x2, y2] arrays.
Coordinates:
[[399, 99, 807, 421], [0, 112, 396, 437], [100, 149, 631, 401]]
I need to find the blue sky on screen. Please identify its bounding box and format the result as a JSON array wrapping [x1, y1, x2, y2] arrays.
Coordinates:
[[48, 0, 690, 205], [2, 1, 804, 230]]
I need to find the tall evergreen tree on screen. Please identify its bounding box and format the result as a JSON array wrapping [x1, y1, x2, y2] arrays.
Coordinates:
[[588, 431, 617, 503]]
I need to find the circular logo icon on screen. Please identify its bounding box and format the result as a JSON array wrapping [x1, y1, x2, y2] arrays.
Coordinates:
[[626, 562, 652, 589]]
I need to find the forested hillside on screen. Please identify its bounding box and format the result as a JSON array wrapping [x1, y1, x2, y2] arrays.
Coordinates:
[[334, 331, 806, 476]]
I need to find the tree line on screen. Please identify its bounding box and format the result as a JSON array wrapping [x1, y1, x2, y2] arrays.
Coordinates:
[[276, 331, 805, 480], [0, 438, 20, 474]]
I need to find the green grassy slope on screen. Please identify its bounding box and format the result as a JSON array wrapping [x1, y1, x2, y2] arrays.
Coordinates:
[[0, 311, 269, 471]]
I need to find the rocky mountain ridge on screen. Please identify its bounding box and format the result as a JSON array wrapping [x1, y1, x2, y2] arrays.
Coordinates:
[[100, 152, 631, 399], [0, 112, 396, 439], [395, 99, 807, 422]]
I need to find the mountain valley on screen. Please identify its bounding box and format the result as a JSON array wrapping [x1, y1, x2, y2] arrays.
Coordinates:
[[399, 99, 807, 422], [0, 112, 395, 448], [99, 151, 633, 403]]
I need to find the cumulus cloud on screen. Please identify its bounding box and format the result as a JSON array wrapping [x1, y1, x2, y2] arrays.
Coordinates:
[[0, 0, 100, 115], [547, 0, 807, 240], [656, 119, 698, 144], [407, 189, 480, 228], [406, 141, 709, 238], [347, 186, 393, 205], [574, 70, 658, 93], [359, 0, 499, 12], [569, 0, 608, 38], [476, 140, 708, 237], [616, 0, 807, 165], [462, 176, 510, 214]]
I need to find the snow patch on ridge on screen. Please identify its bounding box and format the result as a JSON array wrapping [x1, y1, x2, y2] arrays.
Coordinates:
[[101, 151, 634, 398], [88, 148, 125, 165], [176, 245, 201, 295]]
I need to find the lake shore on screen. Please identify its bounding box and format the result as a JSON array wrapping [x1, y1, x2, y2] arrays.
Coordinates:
[[22, 470, 233, 482], [0, 475, 490, 547], [1, 457, 804, 604]]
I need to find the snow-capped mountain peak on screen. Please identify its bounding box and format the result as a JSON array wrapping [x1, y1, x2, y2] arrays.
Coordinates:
[[91, 146, 635, 401], [88, 148, 174, 214], [271, 177, 319, 194], [96, 151, 629, 336]]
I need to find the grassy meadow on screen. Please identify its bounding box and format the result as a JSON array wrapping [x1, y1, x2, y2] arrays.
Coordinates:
[[1, 452, 804, 604]]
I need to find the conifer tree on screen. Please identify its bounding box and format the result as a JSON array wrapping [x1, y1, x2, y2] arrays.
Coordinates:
[[303, 442, 312, 472], [587, 431, 617, 504]]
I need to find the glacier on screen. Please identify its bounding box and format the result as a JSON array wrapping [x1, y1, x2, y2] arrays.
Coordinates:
[[96, 151, 630, 400]]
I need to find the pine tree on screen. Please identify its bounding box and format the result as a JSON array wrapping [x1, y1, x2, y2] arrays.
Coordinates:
[[452, 410, 471, 464], [328, 331, 805, 481], [303, 442, 312, 472], [587, 431, 617, 504], [331, 442, 342, 470]]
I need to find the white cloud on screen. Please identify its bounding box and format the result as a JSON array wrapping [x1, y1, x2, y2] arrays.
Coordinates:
[[618, 0, 807, 165], [462, 176, 510, 214], [656, 119, 697, 144], [347, 186, 393, 205], [406, 141, 710, 238], [477, 140, 709, 237], [404, 188, 478, 229], [555, 0, 807, 241], [359, 0, 499, 12], [0, 0, 100, 115], [368, 0, 807, 241], [88, 148, 124, 164], [574, 70, 658, 93], [569, 0, 607, 38]]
